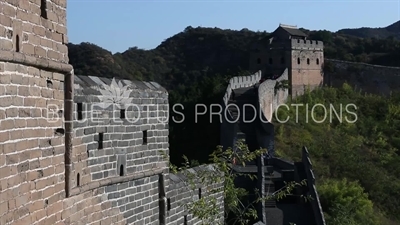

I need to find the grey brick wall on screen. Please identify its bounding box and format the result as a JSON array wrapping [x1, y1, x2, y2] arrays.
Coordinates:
[[166, 165, 225, 225], [62, 75, 225, 225], [302, 147, 326, 225], [72, 75, 169, 188]]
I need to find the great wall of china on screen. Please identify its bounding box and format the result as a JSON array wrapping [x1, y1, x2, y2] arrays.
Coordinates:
[[2, 0, 400, 224]]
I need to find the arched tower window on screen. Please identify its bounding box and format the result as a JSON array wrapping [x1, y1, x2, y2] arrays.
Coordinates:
[[297, 58, 300, 64], [280, 57, 285, 64], [307, 58, 310, 65], [15, 35, 20, 52], [257, 58, 261, 64], [268, 58, 272, 64], [316, 58, 320, 65]]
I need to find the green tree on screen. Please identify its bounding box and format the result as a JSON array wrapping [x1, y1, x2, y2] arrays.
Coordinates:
[[318, 178, 379, 225]]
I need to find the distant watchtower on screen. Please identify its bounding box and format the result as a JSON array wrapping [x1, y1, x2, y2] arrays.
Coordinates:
[[249, 24, 324, 96]]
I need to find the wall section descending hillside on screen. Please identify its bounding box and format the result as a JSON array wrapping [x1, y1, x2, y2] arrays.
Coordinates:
[[220, 71, 262, 150], [325, 59, 400, 96], [258, 69, 289, 123]]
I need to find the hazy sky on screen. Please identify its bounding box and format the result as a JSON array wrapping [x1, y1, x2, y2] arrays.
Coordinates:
[[67, 0, 400, 53]]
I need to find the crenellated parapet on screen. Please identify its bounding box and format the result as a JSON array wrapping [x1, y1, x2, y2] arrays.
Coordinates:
[[222, 71, 263, 107], [220, 71, 262, 151], [291, 39, 324, 50]]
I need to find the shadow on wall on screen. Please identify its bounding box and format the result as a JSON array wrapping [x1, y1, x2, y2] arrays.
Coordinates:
[[324, 59, 400, 96]]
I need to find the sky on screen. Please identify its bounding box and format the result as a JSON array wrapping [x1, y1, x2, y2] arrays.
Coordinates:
[[67, 0, 400, 54]]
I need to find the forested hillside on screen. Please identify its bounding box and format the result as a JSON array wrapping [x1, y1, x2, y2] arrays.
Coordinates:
[[337, 20, 400, 39], [68, 22, 400, 162], [67, 22, 400, 224], [274, 85, 400, 224]]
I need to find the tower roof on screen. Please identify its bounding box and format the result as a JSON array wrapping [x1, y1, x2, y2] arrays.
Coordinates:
[[275, 24, 307, 37]]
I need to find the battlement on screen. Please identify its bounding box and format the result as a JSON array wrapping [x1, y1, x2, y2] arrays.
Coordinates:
[[291, 39, 324, 50], [223, 71, 262, 106]]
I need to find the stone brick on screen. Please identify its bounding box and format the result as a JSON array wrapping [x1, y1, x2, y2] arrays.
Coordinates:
[[0, 39, 13, 50], [2, 3, 16, 17], [34, 46, 46, 57], [22, 43, 35, 55], [0, 14, 12, 27], [0, 74, 11, 84]]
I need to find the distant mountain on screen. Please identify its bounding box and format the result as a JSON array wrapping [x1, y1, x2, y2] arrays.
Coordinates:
[[68, 22, 400, 85], [337, 20, 400, 39]]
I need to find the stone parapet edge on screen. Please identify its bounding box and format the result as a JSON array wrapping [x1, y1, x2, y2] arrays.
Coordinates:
[[0, 50, 73, 73]]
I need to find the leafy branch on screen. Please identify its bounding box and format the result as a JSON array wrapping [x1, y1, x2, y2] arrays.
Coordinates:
[[162, 140, 309, 225], [274, 80, 290, 94]]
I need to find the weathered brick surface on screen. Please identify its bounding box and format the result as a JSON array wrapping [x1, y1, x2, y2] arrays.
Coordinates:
[[61, 175, 162, 225], [0, 0, 68, 63], [249, 27, 324, 97], [72, 76, 169, 188], [166, 165, 225, 225], [0, 1, 225, 224], [291, 41, 324, 96], [0, 61, 65, 225]]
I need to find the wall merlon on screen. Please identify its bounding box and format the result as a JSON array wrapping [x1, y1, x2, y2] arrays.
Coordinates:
[[224, 71, 262, 105]]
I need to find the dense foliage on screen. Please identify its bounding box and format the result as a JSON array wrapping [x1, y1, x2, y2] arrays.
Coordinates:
[[274, 84, 400, 224]]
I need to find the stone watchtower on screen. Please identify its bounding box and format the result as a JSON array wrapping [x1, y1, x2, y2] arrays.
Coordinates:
[[0, 1, 73, 224], [249, 24, 324, 96]]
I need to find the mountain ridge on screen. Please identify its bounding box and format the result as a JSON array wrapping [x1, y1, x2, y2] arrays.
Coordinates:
[[337, 20, 400, 39], [67, 21, 400, 85]]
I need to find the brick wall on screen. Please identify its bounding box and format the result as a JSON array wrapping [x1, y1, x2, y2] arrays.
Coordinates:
[[63, 75, 225, 225], [249, 37, 324, 97], [71, 76, 169, 189], [166, 165, 225, 225], [258, 69, 289, 123], [1, 0, 225, 224], [62, 75, 168, 224], [302, 147, 326, 225], [1, 0, 73, 223], [290, 41, 324, 96], [220, 71, 262, 150], [0, 62, 66, 225], [0, 0, 68, 63], [325, 59, 400, 96]]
